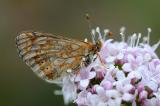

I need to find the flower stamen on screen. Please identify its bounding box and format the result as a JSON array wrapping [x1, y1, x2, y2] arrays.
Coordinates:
[[147, 28, 152, 44], [120, 26, 126, 42], [136, 33, 141, 47]]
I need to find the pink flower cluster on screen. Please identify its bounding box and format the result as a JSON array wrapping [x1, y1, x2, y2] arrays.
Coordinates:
[[55, 27, 160, 106]]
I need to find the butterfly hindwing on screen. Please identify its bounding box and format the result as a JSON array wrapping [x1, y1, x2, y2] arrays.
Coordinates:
[[16, 31, 94, 82]]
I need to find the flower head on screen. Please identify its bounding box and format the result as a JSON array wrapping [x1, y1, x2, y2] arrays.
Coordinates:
[[55, 27, 160, 106]]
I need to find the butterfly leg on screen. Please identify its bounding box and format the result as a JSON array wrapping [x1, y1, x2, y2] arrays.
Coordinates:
[[96, 52, 104, 63], [96, 52, 109, 70]]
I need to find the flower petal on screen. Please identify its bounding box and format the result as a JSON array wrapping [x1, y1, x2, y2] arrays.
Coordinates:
[[122, 93, 134, 102], [116, 71, 125, 80], [122, 63, 133, 72], [88, 71, 96, 79], [80, 79, 89, 89]]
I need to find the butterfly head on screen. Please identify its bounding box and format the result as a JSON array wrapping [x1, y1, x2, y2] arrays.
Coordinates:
[[93, 40, 102, 53]]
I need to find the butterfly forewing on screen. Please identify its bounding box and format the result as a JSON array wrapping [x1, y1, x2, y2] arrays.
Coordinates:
[[16, 31, 94, 82]]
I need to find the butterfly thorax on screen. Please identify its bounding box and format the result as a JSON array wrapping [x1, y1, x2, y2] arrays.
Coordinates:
[[82, 39, 102, 66]]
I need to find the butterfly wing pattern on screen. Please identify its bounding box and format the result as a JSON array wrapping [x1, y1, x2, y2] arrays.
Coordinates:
[[16, 31, 95, 82]]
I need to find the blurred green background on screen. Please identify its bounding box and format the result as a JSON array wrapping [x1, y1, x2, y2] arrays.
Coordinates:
[[0, 0, 159, 106]]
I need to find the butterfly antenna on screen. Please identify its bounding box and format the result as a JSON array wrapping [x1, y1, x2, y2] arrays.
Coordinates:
[[85, 13, 92, 31], [85, 13, 95, 44]]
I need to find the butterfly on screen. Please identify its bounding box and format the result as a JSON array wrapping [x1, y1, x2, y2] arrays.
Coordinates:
[[16, 31, 102, 83]]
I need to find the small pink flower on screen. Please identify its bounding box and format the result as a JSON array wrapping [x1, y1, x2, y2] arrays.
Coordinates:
[[94, 66, 106, 79], [62, 76, 77, 104], [122, 63, 133, 72], [100, 80, 113, 90], [143, 98, 160, 106], [148, 59, 160, 83], [122, 93, 134, 102], [106, 90, 122, 105], [75, 91, 88, 106], [139, 90, 148, 102], [75, 67, 96, 89], [137, 84, 145, 93]]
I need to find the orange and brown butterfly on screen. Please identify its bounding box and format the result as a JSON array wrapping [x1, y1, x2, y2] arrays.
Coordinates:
[[15, 31, 102, 82]]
